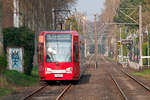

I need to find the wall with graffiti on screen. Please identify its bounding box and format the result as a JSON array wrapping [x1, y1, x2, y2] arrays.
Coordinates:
[[7, 48, 23, 72]]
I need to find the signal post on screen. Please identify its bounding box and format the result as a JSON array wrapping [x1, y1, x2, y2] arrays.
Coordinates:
[[94, 14, 98, 69]]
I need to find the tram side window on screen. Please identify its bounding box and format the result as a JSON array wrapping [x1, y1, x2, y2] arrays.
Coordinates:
[[39, 44, 44, 63], [74, 43, 79, 62]]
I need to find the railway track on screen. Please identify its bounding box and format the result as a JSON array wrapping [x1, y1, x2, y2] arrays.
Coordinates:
[[109, 69, 150, 100], [103, 57, 150, 100], [21, 83, 72, 100], [121, 69, 150, 92], [21, 85, 48, 100], [109, 73, 128, 100], [87, 54, 97, 69], [56, 84, 71, 100], [20, 54, 94, 100]]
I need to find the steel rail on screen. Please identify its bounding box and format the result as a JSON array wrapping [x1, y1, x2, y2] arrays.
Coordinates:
[[121, 69, 150, 92], [86, 54, 94, 67], [109, 73, 129, 100], [56, 84, 72, 100], [102, 58, 128, 100], [103, 56, 150, 99], [89, 54, 95, 63], [21, 85, 48, 100]]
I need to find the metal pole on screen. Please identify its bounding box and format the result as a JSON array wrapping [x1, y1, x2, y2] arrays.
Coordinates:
[[79, 18, 81, 34], [94, 14, 98, 69], [147, 25, 149, 67], [139, 5, 143, 68], [83, 17, 87, 57], [107, 40, 109, 56], [52, 8, 55, 30], [84, 39, 87, 56], [0, 0, 3, 55], [70, 21, 72, 31], [148, 32, 149, 67], [120, 27, 123, 62]]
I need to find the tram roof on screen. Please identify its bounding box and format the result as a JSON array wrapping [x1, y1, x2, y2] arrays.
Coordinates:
[[42, 31, 78, 34], [40, 31, 78, 36]]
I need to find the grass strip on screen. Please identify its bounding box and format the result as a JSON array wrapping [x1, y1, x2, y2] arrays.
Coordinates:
[[0, 66, 39, 97], [133, 69, 150, 76]]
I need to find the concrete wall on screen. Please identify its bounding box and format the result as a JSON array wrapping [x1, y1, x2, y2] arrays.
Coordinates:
[[128, 61, 140, 70]]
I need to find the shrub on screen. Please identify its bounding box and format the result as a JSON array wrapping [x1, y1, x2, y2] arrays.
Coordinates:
[[3, 27, 34, 75], [0, 55, 7, 74], [142, 42, 148, 65]]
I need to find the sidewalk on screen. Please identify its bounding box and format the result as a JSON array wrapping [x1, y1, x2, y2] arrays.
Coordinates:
[[128, 61, 140, 70]]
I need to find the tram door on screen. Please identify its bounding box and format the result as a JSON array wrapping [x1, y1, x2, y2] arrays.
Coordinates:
[[73, 36, 79, 77], [39, 43, 44, 76]]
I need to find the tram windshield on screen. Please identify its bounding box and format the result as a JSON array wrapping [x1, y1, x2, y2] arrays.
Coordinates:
[[45, 33, 72, 62]]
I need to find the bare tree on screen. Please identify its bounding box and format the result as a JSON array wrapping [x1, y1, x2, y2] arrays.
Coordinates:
[[17, 0, 77, 65], [97, 0, 120, 56]]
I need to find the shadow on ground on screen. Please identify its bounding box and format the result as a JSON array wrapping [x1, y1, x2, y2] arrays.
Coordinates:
[[78, 74, 91, 85], [40, 74, 91, 86]]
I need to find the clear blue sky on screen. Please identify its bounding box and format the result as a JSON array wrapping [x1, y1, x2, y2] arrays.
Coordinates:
[[75, 0, 105, 21]]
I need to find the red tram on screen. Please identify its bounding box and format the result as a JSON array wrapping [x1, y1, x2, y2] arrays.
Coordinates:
[[38, 31, 85, 81]]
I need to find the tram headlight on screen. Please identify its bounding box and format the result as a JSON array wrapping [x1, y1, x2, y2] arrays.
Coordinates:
[[46, 68, 52, 74], [66, 67, 72, 73]]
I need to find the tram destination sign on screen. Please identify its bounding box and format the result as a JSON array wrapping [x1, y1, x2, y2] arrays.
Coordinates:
[[46, 33, 72, 40]]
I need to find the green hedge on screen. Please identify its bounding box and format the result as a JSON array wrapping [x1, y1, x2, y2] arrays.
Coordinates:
[[3, 27, 35, 75], [142, 42, 148, 65], [0, 55, 7, 74]]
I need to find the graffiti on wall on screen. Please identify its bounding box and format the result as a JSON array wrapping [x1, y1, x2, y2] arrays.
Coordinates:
[[7, 48, 23, 72]]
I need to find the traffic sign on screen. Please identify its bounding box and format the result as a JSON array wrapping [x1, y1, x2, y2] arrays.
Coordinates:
[[121, 40, 133, 45]]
